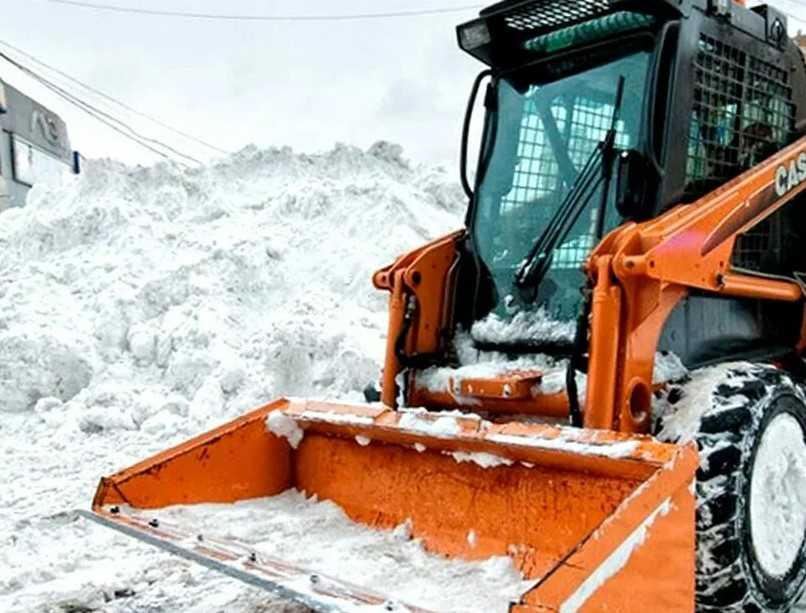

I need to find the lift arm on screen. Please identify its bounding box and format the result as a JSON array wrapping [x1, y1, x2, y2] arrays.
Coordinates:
[[584, 134, 806, 432]]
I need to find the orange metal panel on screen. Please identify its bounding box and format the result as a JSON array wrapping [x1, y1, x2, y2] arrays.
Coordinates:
[[572, 485, 695, 612], [517, 443, 697, 611], [288, 401, 676, 480], [409, 385, 570, 417], [408, 368, 571, 417], [295, 434, 642, 577], [93, 399, 292, 509], [457, 369, 544, 400]]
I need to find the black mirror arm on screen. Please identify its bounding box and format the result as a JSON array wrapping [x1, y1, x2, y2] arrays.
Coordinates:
[[460, 69, 493, 199]]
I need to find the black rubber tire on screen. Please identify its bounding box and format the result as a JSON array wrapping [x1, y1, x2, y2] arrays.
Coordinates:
[[661, 364, 806, 612]]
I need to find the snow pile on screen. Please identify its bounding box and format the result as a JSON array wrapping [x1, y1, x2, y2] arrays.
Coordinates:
[[147, 491, 534, 612], [0, 141, 463, 428], [471, 308, 576, 346], [0, 143, 466, 612]]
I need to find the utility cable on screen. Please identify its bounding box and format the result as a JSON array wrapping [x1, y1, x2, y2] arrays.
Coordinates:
[[46, 0, 483, 22], [0, 38, 228, 156], [0, 51, 200, 166], [746, 0, 806, 26]]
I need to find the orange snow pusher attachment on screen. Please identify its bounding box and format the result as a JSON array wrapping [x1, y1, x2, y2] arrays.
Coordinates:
[[84, 399, 698, 612]]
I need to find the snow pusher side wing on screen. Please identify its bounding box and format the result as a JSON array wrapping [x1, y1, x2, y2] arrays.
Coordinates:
[[87, 399, 698, 612]]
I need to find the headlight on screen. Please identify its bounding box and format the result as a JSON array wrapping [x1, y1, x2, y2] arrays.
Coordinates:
[[458, 19, 491, 51]]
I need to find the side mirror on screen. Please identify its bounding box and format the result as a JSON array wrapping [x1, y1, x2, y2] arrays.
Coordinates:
[[615, 149, 651, 220]]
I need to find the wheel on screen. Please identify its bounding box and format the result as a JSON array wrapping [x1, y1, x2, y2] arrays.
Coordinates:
[[658, 363, 806, 612]]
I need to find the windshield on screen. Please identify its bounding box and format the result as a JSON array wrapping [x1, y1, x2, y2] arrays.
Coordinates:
[[471, 46, 652, 334]]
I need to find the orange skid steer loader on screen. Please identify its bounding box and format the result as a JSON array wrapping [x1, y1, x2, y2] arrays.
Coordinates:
[[82, 0, 806, 610]]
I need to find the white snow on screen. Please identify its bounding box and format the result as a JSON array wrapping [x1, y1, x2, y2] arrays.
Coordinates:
[[749, 412, 806, 578], [134, 490, 534, 612], [266, 411, 304, 449], [486, 433, 639, 459], [398, 410, 462, 437], [415, 330, 575, 401], [470, 308, 576, 346], [653, 351, 688, 385], [449, 451, 514, 468], [417, 331, 686, 405], [299, 410, 375, 427], [654, 363, 755, 443], [355, 435, 372, 447]]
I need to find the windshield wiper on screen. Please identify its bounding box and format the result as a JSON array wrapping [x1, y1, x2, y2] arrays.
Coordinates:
[[514, 76, 625, 289]]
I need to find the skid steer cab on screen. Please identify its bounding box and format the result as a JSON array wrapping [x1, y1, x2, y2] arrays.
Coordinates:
[[83, 0, 806, 611]]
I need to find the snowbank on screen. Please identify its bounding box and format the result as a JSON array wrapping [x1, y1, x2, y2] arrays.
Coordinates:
[[0, 142, 463, 425], [0, 143, 465, 612]]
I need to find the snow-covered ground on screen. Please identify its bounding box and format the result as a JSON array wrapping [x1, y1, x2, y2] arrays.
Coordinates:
[[1, 143, 804, 612]]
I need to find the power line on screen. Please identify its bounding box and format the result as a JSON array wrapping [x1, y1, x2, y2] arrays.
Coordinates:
[[47, 0, 483, 21], [0, 50, 201, 166], [1, 51, 197, 165], [780, 8, 806, 27], [746, 0, 806, 26], [0, 38, 228, 156]]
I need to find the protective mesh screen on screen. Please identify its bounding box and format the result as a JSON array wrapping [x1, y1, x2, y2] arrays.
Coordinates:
[[686, 34, 794, 201], [501, 93, 628, 270], [733, 217, 777, 272], [501, 0, 611, 33]]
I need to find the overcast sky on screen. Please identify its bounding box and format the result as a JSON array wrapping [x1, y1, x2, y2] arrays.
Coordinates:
[[2, 1, 484, 169], [5, 0, 805, 171]]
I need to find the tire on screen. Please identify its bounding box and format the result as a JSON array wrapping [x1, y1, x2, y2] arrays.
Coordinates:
[[660, 363, 806, 612]]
